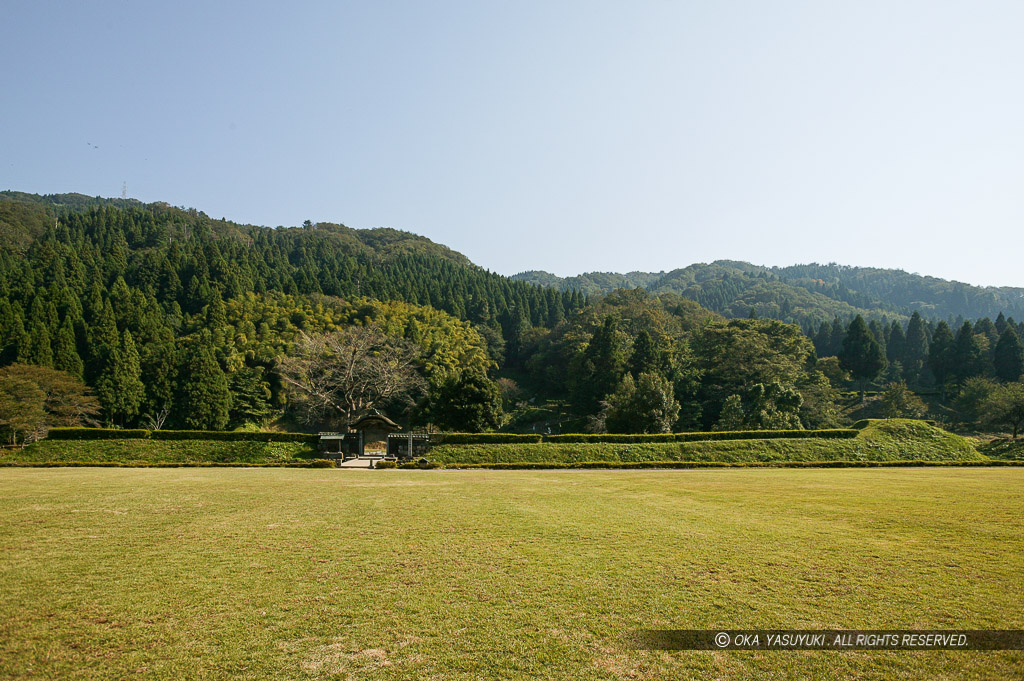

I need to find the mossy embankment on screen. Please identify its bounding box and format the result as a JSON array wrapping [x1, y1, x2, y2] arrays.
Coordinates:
[[429, 420, 984, 465]]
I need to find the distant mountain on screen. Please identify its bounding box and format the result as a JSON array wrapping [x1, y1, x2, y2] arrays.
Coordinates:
[[0, 190, 473, 267], [0, 190, 583, 335], [512, 270, 664, 296], [513, 260, 1024, 328]]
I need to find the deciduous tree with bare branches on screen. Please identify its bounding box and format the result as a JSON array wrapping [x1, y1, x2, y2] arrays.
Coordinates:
[[0, 364, 101, 444], [277, 326, 425, 428]]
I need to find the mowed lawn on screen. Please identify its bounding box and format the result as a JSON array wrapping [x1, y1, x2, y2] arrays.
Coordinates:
[[1, 469, 1021, 680]]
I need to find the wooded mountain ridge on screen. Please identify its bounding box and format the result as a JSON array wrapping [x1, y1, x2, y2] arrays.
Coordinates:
[[1, 189, 1021, 440], [5, 190, 1021, 328], [514, 261, 1024, 328]]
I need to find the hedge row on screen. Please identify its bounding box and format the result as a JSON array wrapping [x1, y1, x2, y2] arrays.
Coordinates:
[[442, 459, 1024, 470], [151, 430, 318, 443], [46, 428, 151, 440], [0, 460, 337, 468], [544, 429, 858, 443], [45, 427, 318, 443], [7, 459, 1020, 469], [432, 433, 543, 444]]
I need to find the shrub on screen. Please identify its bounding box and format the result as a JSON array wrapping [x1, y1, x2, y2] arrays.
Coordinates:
[[432, 433, 543, 444], [46, 427, 151, 440], [309, 459, 336, 468], [397, 461, 442, 469], [374, 459, 398, 469]]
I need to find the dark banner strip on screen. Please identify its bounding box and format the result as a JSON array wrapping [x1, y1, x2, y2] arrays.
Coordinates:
[[633, 630, 1024, 651]]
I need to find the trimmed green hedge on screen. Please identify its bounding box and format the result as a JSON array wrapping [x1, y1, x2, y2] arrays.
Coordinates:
[[46, 428, 150, 440], [45, 427, 318, 443], [2, 459, 1020, 469], [545, 433, 678, 443], [443, 459, 1024, 470], [544, 429, 857, 443], [432, 433, 543, 444], [151, 430, 318, 443], [0, 461, 330, 468], [9, 439, 317, 465]]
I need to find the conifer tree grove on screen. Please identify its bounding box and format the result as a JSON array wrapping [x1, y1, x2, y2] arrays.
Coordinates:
[[838, 315, 886, 401], [994, 327, 1024, 382]]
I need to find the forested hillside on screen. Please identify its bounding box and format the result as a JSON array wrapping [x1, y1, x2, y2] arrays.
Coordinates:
[[1, 192, 1022, 441], [514, 260, 1024, 328], [0, 193, 584, 436]]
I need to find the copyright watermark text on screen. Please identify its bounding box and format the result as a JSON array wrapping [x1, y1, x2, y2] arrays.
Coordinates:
[[633, 630, 1024, 651]]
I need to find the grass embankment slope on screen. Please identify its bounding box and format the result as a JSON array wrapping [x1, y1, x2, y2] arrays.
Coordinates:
[[977, 437, 1024, 461], [0, 467, 1021, 680], [3, 439, 317, 464], [430, 420, 984, 464]]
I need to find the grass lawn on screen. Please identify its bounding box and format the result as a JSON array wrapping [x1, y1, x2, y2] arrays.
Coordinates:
[[1, 468, 1021, 680]]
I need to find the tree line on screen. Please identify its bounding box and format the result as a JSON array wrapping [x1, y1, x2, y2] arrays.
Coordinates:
[[1, 196, 1023, 442]]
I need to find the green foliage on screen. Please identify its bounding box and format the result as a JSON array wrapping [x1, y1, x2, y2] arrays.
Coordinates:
[[953, 377, 999, 427], [373, 459, 398, 469], [175, 333, 231, 430], [753, 383, 802, 429], [903, 311, 930, 384], [570, 315, 627, 412], [602, 372, 679, 434], [52, 318, 83, 377], [428, 367, 503, 432], [839, 315, 886, 390], [977, 438, 1024, 461], [795, 370, 842, 429], [982, 382, 1024, 438], [95, 329, 144, 425], [693, 318, 815, 425], [0, 195, 583, 430], [396, 460, 442, 469], [878, 381, 928, 419], [0, 374, 46, 444], [715, 394, 746, 431], [993, 327, 1024, 382], [309, 459, 337, 468], [928, 321, 956, 389], [0, 365, 100, 444], [227, 365, 273, 426], [516, 260, 1024, 326], [951, 321, 987, 383]]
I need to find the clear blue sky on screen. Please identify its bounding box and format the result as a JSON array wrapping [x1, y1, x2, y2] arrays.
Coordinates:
[[3, 1, 1023, 286]]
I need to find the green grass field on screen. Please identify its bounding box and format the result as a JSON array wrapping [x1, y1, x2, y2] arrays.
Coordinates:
[[1, 468, 1021, 680]]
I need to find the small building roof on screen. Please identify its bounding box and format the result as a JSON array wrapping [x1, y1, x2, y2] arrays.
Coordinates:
[[349, 413, 401, 432]]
